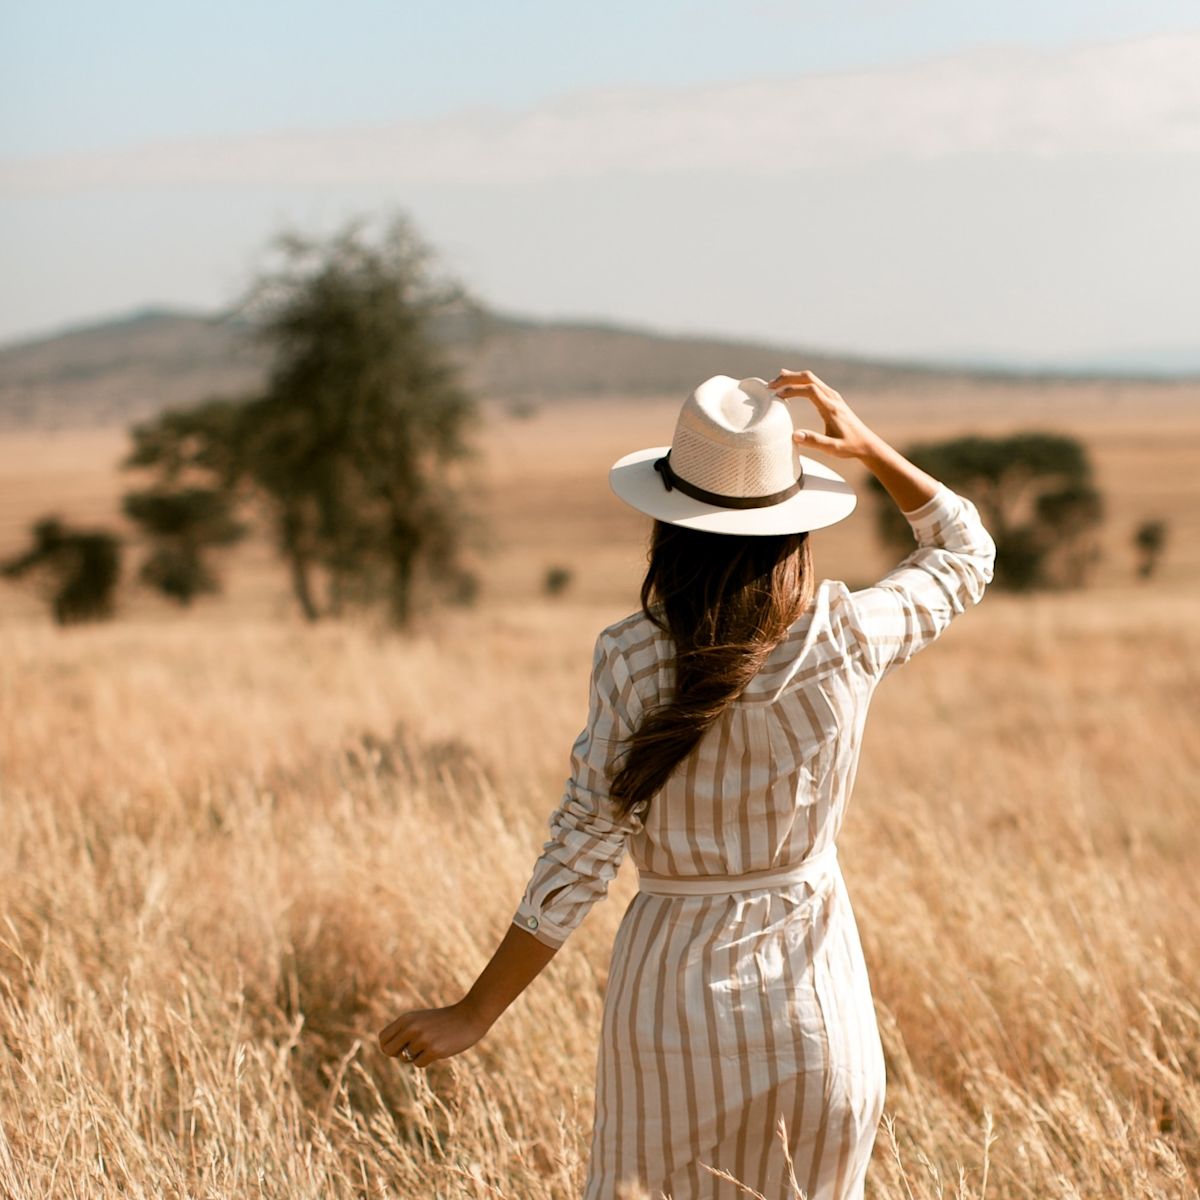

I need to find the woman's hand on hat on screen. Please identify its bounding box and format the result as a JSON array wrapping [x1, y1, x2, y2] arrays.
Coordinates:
[[767, 369, 879, 461]]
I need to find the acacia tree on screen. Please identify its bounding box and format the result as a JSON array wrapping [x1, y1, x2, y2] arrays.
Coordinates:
[[866, 432, 1105, 591], [124, 213, 481, 624]]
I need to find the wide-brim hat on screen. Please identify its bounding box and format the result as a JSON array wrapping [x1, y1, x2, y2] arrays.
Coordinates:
[[609, 375, 857, 536]]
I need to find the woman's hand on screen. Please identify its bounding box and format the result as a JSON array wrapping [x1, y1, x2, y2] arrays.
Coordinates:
[[380, 925, 557, 1070], [379, 998, 491, 1070], [767, 369, 881, 461]]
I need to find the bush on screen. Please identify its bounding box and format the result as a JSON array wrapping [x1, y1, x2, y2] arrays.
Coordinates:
[[543, 566, 573, 597], [867, 431, 1104, 591], [0, 516, 122, 624]]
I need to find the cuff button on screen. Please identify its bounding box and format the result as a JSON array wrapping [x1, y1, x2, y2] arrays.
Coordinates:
[[526, 916, 539, 929]]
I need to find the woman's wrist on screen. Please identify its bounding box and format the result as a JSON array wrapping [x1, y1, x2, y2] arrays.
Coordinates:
[[858, 436, 941, 512], [854, 429, 891, 465], [457, 992, 499, 1031]]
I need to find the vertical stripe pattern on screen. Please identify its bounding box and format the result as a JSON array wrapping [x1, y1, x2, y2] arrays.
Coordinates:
[[511, 483, 996, 1199]]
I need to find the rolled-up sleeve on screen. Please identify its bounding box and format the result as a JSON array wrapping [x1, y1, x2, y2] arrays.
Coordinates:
[[512, 629, 646, 949], [842, 482, 997, 682]]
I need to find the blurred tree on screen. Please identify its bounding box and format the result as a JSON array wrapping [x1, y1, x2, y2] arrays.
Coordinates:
[[1, 516, 121, 623], [866, 432, 1104, 591], [544, 565, 573, 597], [122, 486, 245, 604], [123, 212, 481, 625], [123, 397, 258, 606], [1133, 518, 1168, 580]]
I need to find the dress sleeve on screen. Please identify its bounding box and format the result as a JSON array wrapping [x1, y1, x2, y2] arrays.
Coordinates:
[[841, 482, 997, 683], [511, 629, 646, 950]]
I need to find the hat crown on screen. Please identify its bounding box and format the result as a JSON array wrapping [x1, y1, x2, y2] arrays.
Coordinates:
[[670, 376, 798, 498]]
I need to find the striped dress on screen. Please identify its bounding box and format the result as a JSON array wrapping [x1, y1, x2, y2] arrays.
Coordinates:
[[512, 482, 997, 1200]]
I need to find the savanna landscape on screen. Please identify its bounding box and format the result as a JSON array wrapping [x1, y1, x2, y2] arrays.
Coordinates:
[[1, 319, 1198, 1198]]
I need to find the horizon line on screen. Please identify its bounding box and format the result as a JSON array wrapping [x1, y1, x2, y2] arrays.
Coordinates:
[[2, 299, 1198, 385]]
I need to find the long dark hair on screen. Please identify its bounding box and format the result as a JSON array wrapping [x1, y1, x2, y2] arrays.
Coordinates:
[[609, 520, 815, 817]]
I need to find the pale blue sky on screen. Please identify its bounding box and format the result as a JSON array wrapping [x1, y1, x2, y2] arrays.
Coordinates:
[[2, 1, 1199, 365], [4, 0, 1198, 155]]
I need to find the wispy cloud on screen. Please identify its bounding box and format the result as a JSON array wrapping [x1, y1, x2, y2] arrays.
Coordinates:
[[3, 33, 1198, 194]]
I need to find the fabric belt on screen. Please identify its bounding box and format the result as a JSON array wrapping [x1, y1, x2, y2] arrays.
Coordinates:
[[636, 843, 839, 897]]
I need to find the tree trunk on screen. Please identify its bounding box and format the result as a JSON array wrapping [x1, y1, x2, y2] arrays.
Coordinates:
[[289, 551, 320, 622], [389, 551, 413, 627], [280, 506, 320, 621]]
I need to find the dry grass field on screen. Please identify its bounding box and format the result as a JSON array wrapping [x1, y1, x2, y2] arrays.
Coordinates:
[[1, 380, 1198, 1197]]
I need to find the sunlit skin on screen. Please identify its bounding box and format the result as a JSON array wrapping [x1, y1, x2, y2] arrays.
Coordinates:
[[378, 369, 941, 1069]]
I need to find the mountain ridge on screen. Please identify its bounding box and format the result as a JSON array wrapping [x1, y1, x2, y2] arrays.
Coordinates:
[[1, 304, 1194, 431]]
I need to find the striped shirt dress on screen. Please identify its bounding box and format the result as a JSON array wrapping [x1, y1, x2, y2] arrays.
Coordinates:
[[512, 482, 997, 1200]]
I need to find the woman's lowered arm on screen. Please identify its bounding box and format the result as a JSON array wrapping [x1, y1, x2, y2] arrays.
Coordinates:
[[380, 631, 643, 1069], [378, 925, 555, 1070]]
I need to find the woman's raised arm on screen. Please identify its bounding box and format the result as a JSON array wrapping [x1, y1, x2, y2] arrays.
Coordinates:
[[768, 369, 996, 681]]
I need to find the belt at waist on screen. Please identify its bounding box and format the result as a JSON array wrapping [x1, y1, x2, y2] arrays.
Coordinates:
[[636, 843, 838, 897]]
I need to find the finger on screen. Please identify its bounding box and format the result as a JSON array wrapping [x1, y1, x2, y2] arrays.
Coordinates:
[[380, 1016, 416, 1056], [411, 1045, 437, 1069], [771, 368, 838, 395], [772, 369, 811, 388], [396, 1038, 426, 1064], [792, 429, 840, 453], [381, 1036, 409, 1059], [774, 383, 837, 405], [773, 373, 842, 406]]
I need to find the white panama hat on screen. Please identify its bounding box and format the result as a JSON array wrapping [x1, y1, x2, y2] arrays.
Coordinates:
[[609, 375, 857, 536]]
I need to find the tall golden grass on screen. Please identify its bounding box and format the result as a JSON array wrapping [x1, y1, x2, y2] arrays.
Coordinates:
[[1, 585, 1196, 1197], [1, 392, 1198, 1196]]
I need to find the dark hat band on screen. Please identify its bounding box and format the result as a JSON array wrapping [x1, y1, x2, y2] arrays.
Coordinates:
[[653, 452, 805, 510]]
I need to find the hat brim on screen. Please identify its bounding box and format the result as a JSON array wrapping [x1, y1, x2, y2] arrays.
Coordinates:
[[609, 446, 857, 536]]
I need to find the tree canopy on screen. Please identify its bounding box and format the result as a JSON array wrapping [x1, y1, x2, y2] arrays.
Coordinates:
[[867, 431, 1105, 590], [123, 213, 481, 624], [122, 485, 245, 604]]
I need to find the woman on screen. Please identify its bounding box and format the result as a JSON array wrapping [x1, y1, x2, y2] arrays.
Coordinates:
[[380, 370, 997, 1199]]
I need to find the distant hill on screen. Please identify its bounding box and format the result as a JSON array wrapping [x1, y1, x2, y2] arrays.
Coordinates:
[[0, 303, 1188, 430], [0, 307, 264, 430]]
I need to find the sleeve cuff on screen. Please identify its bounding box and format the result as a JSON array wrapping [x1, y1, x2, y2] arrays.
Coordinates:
[[899, 482, 958, 536], [512, 914, 567, 950]]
